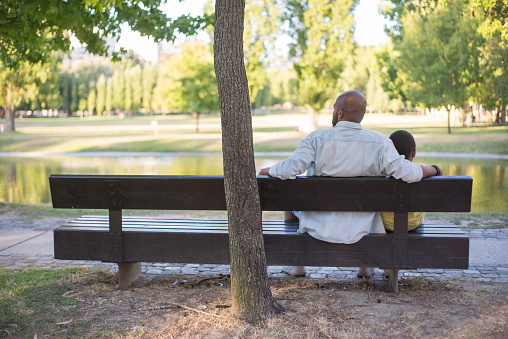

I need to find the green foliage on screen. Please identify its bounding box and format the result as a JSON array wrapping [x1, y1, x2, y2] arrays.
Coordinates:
[[0, 0, 214, 69], [397, 0, 482, 109], [284, 0, 358, 114], [380, 0, 507, 121], [244, 0, 281, 103], [96, 74, 106, 115], [142, 63, 157, 113], [153, 42, 218, 113], [470, 0, 508, 113], [0, 55, 61, 131]]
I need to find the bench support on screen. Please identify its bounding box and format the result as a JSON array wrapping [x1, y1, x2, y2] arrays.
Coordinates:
[[117, 262, 141, 290], [389, 269, 399, 294]]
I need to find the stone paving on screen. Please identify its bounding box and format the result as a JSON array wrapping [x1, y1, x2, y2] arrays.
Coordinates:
[[1, 219, 507, 283]]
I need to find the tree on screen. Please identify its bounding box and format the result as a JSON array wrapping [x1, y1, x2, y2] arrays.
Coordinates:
[[214, 0, 283, 323], [393, 0, 482, 133], [142, 64, 157, 115], [244, 0, 280, 104], [87, 81, 96, 116], [129, 64, 143, 114], [152, 42, 218, 116], [0, 0, 213, 129], [0, 0, 213, 69], [111, 67, 125, 113], [0, 58, 60, 131], [105, 77, 113, 116], [283, 0, 358, 130], [96, 74, 106, 116], [470, 0, 508, 123]]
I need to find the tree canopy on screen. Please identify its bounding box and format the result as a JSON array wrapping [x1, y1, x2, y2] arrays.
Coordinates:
[[0, 0, 213, 69], [283, 0, 358, 130]]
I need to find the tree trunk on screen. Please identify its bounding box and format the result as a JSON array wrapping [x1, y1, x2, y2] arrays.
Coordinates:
[[214, 0, 283, 324], [498, 103, 506, 125], [446, 107, 451, 134], [307, 106, 319, 131], [5, 83, 15, 132]]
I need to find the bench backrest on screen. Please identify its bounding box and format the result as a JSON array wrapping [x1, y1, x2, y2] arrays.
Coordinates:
[[49, 175, 472, 213]]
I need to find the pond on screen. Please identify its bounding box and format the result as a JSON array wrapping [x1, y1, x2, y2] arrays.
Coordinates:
[[0, 154, 507, 213]]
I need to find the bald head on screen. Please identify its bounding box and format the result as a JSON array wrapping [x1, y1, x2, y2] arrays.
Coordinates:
[[332, 90, 367, 126]]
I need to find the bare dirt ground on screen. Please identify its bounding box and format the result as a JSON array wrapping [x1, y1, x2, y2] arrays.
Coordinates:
[[55, 274, 508, 338]]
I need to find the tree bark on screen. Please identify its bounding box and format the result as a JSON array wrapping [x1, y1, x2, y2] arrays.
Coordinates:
[[5, 83, 15, 132], [446, 107, 451, 134], [501, 104, 506, 125], [213, 0, 283, 324]]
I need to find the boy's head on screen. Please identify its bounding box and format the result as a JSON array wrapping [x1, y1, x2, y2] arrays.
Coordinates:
[[389, 130, 416, 161]]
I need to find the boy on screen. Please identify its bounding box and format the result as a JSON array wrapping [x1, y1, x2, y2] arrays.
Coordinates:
[[380, 130, 440, 231]]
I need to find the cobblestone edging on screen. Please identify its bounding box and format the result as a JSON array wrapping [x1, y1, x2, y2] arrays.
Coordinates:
[[1, 255, 508, 283]]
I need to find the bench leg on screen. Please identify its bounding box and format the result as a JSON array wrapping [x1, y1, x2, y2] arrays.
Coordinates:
[[388, 269, 399, 294], [117, 262, 141, 290]]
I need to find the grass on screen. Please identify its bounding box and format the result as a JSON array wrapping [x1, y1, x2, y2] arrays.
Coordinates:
[[426, 212, 508, 229], [1, 113, 506, 154], [0, 267, 117, 338], [0, 270, 506, 337]]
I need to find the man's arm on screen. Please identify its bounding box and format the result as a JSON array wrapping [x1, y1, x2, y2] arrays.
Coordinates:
[[420, 165, 442, 178]]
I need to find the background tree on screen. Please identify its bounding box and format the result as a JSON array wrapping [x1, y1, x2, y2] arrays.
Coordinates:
[[392, 0, 482, 133], [0, 57, 60, 131], [244, 0, 280, 104], [70, 76, 79, 115], [471, 0, 508, 123], [0, 0, 213, 68], [105, 77, 113, 117], [214, 0, 283, 323], [96, 74, 106, 116], [0, 0, 212, 129], [142, 64, 157, 115], [111, 68, 125, 114], [283, 0, 358, 130], [59, 72, 72, 115], [87, 81, 96, 116], [129, 64, 143, 115], [153, 42, 218, 117]]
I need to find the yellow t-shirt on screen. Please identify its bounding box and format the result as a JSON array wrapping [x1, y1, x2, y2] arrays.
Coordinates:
[[380, 212, 425, 231]]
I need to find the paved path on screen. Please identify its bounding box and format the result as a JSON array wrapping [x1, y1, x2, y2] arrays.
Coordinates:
[[1, 218, 507, 282]]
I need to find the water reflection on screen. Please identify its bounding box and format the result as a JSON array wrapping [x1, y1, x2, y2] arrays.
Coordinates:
[[0, 156, 506, 212]]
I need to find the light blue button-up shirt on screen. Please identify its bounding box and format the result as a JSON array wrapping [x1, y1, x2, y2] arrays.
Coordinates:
[[269, 121, 423, 244]]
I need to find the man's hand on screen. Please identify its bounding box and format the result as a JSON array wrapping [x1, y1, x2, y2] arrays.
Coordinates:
[[258, 167, 270, 176]]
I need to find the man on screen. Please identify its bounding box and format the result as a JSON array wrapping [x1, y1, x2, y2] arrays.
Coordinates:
[[258, 90, 440, 276]]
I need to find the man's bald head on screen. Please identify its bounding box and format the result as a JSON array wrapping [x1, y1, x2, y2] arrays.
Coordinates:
[[332, 90, 367, 126]]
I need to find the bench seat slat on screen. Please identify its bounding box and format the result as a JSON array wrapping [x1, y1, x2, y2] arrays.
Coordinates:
[[59, 216, 467, 236]]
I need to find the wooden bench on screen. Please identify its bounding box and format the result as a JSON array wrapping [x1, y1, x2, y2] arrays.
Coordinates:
[[49, 174, 472, 292]]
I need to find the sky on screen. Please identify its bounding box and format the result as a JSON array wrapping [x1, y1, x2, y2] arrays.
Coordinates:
[[116, 0, 390, 63]]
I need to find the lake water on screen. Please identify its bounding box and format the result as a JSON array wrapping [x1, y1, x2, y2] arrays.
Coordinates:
[[0, 155, 507, 212]]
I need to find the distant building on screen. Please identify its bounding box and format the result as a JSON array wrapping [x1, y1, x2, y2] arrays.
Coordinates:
[[63, 36, 117, 64]]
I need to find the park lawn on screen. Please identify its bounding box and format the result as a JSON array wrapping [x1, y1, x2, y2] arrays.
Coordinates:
[[0, 113, 506, 154], [0, 267, 507, 338]]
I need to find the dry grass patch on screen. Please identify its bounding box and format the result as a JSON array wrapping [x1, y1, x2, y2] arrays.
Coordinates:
[[2, 267, 506, 338]]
